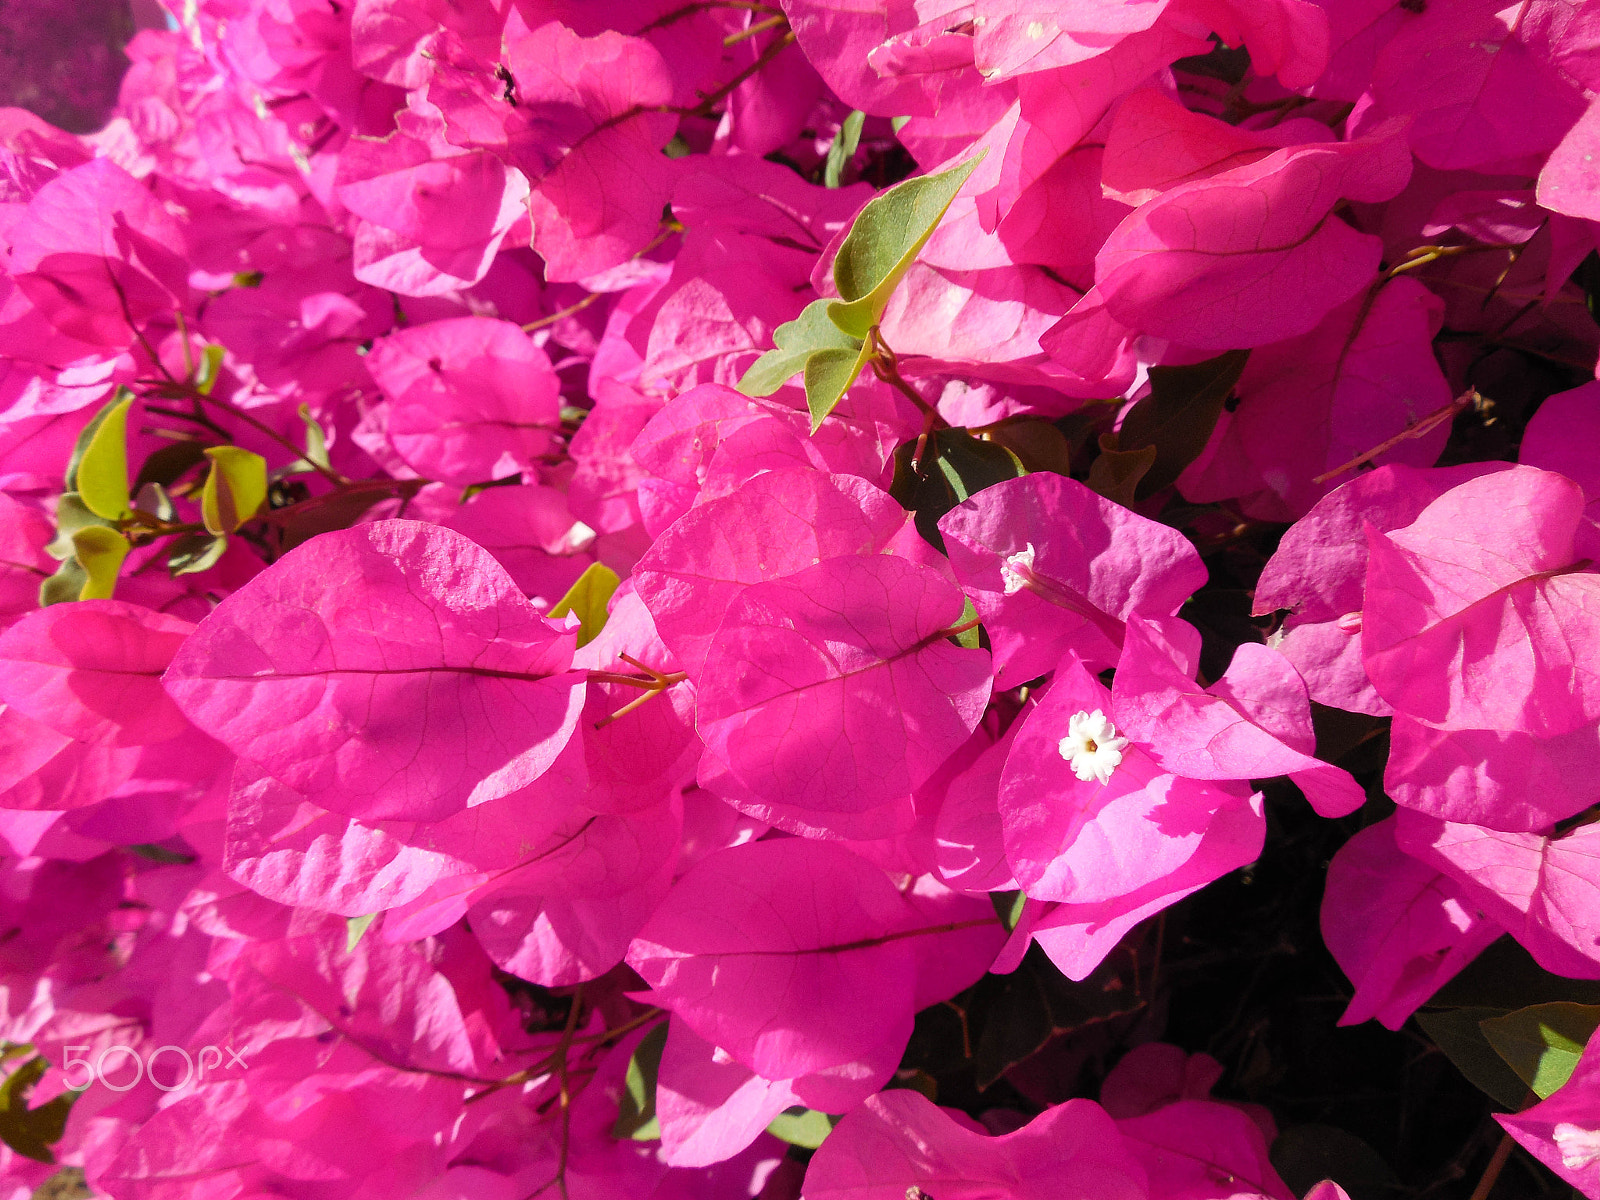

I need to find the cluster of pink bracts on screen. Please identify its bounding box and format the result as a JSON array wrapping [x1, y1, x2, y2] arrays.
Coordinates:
[[1, 0, 1599, 1195]]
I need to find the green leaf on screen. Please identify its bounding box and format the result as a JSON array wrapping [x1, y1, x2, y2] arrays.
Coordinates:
[[1432, 936, 1600, 1010], [194, 343, 226, 395], [611, 1024, 667, 1141], [134, 440, 210, 493], [890, 428, 1028, 551], [201, 446, 268, 533], [969, 942, 1145, 1090], [76, 395, 134, 520], [39, 559, 88, 608], [166, 531, 230, 577], [766, 1107, 838, 1149], [1098, 350, 1248, 501], [127, 843, 197, 864], [827, 154, 982, 339], [802, 341, 874, 432], [133, 482, 175, 523], [824, 109, 865, 188], [70, 526, 130, 601], [1084, 436, 1158, 507], [1270, 1124, 1398, 1200], [949, 595, 982, 650], [0, 1057, 74, 1164], [1480, 1003, 1600, 1099], [989, 890, 1026, 932], [980, 418, 1077, 476], [43, 494, 114, 561], [737, 299, 863, 399], [64, 390, 131, 493], [1414, 1007, 1528, 1109], [345, 913, 377, 952], [549, 562, 621, 648], [298, 404, 330, 472]]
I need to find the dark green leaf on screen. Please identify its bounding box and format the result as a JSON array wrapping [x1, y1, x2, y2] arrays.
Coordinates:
[[127, 843, 197, 864], [1414, 1007, 1528, 1109], [1271, 1124, 1398, 1200], [167, 532, 229, 578], [133, 482, 175, 523], [612, 1024, 667, 1142], [133, 439, 210, 492], [981, 418, 1077, 476], [1084, 436, 1157, 507], [890, 428, 1028, 550], [1432, 937, 1600, 1010], [970, 944, 1144, 1090], [1480, 1003, 1600, 1099], [0, 1057, 74, 1164], [272, 487, 412, 553], [1103, 350, 1249, 500], [989, 891, 1026, 932]]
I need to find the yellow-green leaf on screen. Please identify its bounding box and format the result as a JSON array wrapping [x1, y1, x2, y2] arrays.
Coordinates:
[[766, 1107, 838, 1149], [827, 154, 982, 339], [76, 396, 133, 520], [1481, 1002, 1600, 1099], [195, 343, 226, 395], [43, 494, 114, 561], [549, 562, 621, 647], [345, 913, 377, 952], [737, 299, 863, 399], [802, 341, 874, 432], [70, 526, 130, 601], [611, 1024, 667, 1142], [824, 109, 865, 188], [201, 446, 268, 534]]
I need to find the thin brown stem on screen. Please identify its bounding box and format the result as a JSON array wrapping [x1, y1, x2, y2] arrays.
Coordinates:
[[724, 12, 784, 44], [523, 292, 602, 333], [1312, 389, 1475, 484], [553, 985, 585, 1200], [868, 327, 947, 426], [1466, 1131, 1515, 1200]]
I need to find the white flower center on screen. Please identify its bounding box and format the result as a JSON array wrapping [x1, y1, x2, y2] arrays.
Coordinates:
[[1058, 709, 1130, 785], [1000, 543, 1037, 595], [1554, 1123, 1600, 1170]]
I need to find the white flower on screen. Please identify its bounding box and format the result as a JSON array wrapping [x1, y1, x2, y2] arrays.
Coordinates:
[[1000, 543, 1037, 595], [1058, 709, 1130, 785], [1554, 1123, 1600, 1170]]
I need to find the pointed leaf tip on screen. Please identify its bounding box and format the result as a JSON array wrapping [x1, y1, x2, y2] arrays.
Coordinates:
[[200, 446, 268, 534], [549, 561, 621, 647], [827, 154, 983, 339], [76, 396, 133, 520]]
